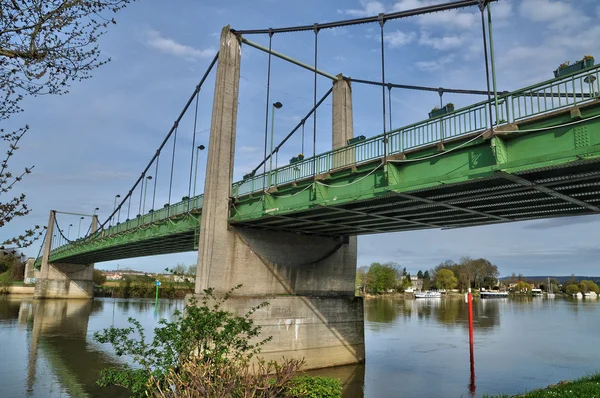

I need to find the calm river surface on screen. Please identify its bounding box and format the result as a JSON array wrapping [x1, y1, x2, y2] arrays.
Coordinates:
[[1, 296, 599, 397]]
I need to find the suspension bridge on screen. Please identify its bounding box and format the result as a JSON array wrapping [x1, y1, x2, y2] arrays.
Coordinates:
[[32, 0, 600, 369]]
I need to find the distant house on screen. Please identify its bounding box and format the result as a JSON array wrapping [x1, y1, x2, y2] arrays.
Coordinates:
[[105, 272, 123, 281], [410, 276, 424, 291]]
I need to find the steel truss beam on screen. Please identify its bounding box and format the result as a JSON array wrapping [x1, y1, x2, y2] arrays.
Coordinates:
[[497, 172, 600, 212], [389, 192, 511, 222]]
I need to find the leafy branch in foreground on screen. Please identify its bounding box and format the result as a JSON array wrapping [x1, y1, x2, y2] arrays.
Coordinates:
[[94, 285, 311, 397], [1, 0, 136, 248]]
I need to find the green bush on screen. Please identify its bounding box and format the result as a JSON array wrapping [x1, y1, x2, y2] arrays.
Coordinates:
[[93, 285, 305, 397], [285, 376, 342, 398]]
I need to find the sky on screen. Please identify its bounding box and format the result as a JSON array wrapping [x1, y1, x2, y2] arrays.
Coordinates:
[[4, 0, 600, 276]]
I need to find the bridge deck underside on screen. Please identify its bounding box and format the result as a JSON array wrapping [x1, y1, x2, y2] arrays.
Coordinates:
[[232, 160, 600, 236], [54, 231, 196, 265]]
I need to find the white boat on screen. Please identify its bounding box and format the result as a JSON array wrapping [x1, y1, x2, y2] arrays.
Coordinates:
[[583, 292, 598, 299], [480, 291, 509, 298], [414, 291, 441, 298], [574, 292, 583, 299], [547, 277, 555, 299]]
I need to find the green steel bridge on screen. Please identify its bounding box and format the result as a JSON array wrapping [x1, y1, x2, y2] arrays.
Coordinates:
[[39, 62, 600, 267]]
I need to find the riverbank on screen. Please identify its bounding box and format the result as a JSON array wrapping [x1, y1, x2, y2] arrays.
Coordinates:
[[487, 373, 600, 397]]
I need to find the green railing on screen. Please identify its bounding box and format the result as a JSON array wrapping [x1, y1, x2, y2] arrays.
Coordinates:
[[233, 63, 600, 197], [48, 63, 600, 257], [49, 194, 204, 257]]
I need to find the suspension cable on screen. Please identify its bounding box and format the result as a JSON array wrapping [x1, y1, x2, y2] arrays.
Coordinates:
[[152, 154, 159, 212], [345, 77, 507, 96], [480, 4, 494, 133], [312, 25, 319, 180], [262, 31, 274, 191], [167, 125, 178, 216], [250, 87, 333, 177], [379, 15, 387, 162], [187, 90, 201, 203], [388, 85, 393, 131], [231, 0, 496, 35], [97, 52, 218, 233]]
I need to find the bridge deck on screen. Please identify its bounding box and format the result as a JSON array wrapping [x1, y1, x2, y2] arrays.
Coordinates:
[[42, 64, 600, 265]]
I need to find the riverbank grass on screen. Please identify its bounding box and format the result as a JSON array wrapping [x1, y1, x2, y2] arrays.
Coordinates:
[[487, 373, 600, 397]]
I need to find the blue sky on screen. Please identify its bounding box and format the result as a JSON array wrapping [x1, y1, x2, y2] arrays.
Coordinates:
[[4, 0, 600, 276]]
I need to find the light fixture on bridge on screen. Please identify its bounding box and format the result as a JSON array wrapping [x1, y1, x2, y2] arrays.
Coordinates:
[[584, 74, 598, 98], [143, 175, 153, 214], [193, 145, 206, 196], [269, 102, 284, 187]]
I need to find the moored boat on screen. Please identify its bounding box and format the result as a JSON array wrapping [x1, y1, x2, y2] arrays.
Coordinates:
[[414, 291, 442, 299], [480, 291, 509, 298]]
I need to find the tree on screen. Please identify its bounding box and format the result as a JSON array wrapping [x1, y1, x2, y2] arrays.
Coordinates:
[[515, 281, 530, 293], [579, 280, 599, 294], [417, 270, 423, 279], [0, 0, 136, 248], [436, 269, 457, 291], [423, 270, 430, 279], [186, 264, 197, 277], [171, 263, 187, 275], [566, 284, 580, 295], [93, 269, 106, 285], [365, 263, 397, 294], [355, 265, 369, 293]]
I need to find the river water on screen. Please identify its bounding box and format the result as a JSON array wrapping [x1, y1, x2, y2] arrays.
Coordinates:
[[1, 296, 599, 397]]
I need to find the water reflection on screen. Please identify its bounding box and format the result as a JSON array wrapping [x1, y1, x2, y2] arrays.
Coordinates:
[[1, 296, 599, 398], [367, 297, 502, 332]]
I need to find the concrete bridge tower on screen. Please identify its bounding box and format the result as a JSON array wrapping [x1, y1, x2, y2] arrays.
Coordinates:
[[34, 211, 97, 299], [193, 26, 364, 369]]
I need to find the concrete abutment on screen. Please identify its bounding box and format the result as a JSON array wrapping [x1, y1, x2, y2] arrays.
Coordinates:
[[192, 26, 364, 369]]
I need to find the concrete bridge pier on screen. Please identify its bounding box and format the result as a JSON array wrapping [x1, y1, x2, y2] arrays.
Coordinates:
[[34, 211, 96, 299], [192, 26, 363, 370]]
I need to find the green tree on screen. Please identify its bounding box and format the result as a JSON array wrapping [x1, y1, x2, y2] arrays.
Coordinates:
[[515, 281, 530, 293], [579, 280, 599, 294], [417, 270, 424, 279], [93, 269, 106, 285], [0, 0, 136, 249], [436, 269, 457, 291], [566, 284, 580, 295], [365, 263, 396, 294]]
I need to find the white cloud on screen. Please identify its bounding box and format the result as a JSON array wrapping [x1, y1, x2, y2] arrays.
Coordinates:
[[385, 30, 417, 48], [492, 1, 512, 20], [419, 31, 466, 50], [338, 0, 385, 17], [143, 30, 216, 60], [414, 54, 454, 71], [239, 146, 260, 153], [519, 0, 590, 30]]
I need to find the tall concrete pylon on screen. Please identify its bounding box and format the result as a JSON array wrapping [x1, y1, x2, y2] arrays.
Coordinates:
[[34, 211, 97, 299], [193, 26, 364, 369]]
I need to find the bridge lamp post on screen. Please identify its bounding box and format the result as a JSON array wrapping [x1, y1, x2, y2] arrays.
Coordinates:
[[77, 216, 84, 238], [269, 101, 283, 187], [143, 175, 153, 213], [193, 145, 206, 197], [67, 223, 73, 239], [584, 75, 597, 98], [113, 195, 121, 223]]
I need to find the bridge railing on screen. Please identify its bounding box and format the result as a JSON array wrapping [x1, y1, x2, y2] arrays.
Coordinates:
[[48, 194, 205, 258], [232, 63, 600, 197], [49, 63, 600, 257]]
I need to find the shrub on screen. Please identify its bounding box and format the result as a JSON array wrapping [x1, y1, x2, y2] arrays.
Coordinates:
[[94, 285, 307, 397], [285, 376, 342, 398], [93, 269, 106, 285]]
